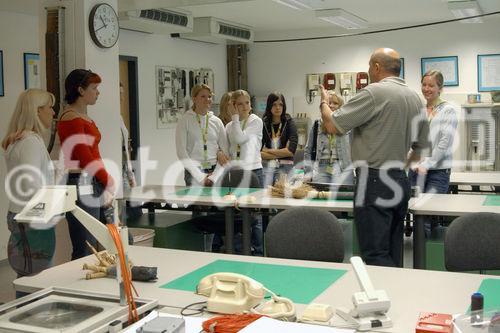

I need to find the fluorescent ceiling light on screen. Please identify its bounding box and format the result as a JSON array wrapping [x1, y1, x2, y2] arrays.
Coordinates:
[[315, 8, 368, 29], [447, 0, 483, 23], [272, 0, 312, 10]]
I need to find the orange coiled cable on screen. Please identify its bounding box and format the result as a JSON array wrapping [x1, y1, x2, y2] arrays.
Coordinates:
[[107, 224, 139, 323], [201, 314, 265, 333]]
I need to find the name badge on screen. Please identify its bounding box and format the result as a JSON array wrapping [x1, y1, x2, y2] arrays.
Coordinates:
[[201, 161, 212, 170], [78, 185, 94, 196]]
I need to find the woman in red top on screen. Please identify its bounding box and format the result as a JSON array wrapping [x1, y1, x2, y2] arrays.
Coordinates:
[[57, 69, 115, 260]]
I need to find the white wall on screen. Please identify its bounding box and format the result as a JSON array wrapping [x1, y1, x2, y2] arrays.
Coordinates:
[[119, 30, 227, 186], [248, 18, 500, 116], [0, 10, 41, 261]]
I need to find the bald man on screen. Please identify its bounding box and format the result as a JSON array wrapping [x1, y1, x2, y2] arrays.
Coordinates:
[[320, 48, 429, 267]]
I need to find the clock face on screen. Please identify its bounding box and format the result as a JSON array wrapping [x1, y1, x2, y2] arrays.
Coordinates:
[[89, 3, 119, 48]]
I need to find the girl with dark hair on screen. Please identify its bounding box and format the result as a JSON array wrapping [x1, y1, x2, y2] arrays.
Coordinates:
[[57, 69, 115, 260], [261, 92, 298, 186]]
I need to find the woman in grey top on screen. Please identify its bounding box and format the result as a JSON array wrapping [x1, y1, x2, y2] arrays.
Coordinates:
[[2, 89, 56, 284], [410, 70, 458, 193], [304, 92, 354, 184]]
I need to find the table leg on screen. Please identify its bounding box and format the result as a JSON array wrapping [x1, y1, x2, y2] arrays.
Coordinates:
[[241, 208, 252, 255], [224, 207, 235, 254], [413, 215, 426, 269]]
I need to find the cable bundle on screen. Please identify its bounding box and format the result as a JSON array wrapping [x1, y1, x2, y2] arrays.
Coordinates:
[[107, 224, 138, 323], [201, 314, 264, 333]]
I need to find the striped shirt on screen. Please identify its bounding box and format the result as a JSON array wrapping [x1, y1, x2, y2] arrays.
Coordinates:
[[331, 77, 429, 169]]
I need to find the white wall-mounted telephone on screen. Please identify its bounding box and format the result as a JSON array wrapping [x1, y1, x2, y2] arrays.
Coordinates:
[[196, 272, 296, 320]]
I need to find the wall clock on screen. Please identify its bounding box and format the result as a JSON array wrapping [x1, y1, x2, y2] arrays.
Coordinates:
[[89, 3, 119, 48]]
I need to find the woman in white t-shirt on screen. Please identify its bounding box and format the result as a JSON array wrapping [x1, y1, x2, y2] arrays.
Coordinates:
[[176, 84, 229, 186], [225, 89, 264, 255], [226, 89, 264, 187], [2, 89, 56, 286]]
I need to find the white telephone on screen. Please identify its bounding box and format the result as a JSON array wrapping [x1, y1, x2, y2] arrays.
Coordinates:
[[196, 272, 296, 320]]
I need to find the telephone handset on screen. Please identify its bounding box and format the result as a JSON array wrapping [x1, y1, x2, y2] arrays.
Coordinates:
[[197, 272, 265, 315], [197, 272, 296, 320]]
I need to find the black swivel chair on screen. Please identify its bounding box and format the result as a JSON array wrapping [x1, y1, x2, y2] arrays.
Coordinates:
[[444, 212, 500, 273], [265, 207, 344, 262]]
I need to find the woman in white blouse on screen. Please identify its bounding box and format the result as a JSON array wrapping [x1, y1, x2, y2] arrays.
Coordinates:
[[176, 84, 229, 186], [226, 89, 264, 255], [2, 89, 56, 287], [226, 89, 264, 186]]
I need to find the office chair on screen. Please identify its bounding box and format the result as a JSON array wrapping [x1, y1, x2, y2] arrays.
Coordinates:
[[265, 207, 344, 262], [444, 212, 500, 273], [192, 167, 261, 252]]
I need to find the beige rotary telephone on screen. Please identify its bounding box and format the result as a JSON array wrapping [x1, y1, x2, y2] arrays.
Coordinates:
[[196, 272, 296, 320]]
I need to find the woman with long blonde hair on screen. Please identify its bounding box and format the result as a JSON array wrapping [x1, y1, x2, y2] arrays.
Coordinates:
[[2, 89, 56, 286], [176, 84, 229, 186]]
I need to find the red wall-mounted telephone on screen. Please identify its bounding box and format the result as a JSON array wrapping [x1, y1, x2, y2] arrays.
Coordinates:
[[322, 73, 336, 90], [356, 72, 369, 90]]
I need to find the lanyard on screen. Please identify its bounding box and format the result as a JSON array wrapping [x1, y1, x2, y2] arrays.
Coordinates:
[[271, 122, 282, 138], [196, 113, 210, 166], [328, 134, 336, 164], [236, 118, 248, 160]]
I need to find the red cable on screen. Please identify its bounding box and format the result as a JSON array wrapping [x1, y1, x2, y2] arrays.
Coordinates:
[[201, 314, 265, 333]]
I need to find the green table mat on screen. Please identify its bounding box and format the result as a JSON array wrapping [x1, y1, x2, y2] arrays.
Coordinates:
[[175, 187, 260, 197], [476, 278, 500, 311], [483, 195, 500, 206], [160, 259, 346, 304]]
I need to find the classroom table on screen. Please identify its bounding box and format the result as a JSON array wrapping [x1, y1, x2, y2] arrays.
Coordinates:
[[14, 246, 499, 333], [237, 189, 355, 255], [449, 172, 500, 193], [127, 186, 422, 257], [124, 185, 238, 253], [408, 193, 500, 269]]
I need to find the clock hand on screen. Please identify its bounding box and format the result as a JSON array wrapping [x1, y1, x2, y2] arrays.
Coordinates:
[[95, 24, 107, 32], [99, 15, 107, 28]]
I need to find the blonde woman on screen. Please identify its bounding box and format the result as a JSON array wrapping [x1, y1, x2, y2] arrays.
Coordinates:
[[226, 89, 264, 255], [304, 92, 353, 184], [218, 91, 233, 126], [226, 89, 264, 186], [2, 89, 56, 284], [410, 70, 458, 194], [176, 84, 229, 186]]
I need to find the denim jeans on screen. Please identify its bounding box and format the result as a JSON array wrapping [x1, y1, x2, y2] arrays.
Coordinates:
[[354, 168, 410, 267], [409, 168, 451, 194], [263, 163, 293, 187], [409, 169, 451, 238], [66, 174, 104, 260]]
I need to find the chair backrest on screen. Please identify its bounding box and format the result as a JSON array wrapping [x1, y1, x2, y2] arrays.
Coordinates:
[[265, 207, 344, 262], [219, 167, 261, 189], [444, 212, 500, 272]]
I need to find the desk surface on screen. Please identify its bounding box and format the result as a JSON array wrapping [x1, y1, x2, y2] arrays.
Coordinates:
[[238, 189, 355, 212], [14, 246, 496, 333], [450, 172, 500, 186], [409, 193, 500, 216], [125, 185, 235, 207]]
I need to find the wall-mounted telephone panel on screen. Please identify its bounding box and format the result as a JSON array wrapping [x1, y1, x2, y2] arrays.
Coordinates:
[[307, 74, 320, 94], [305, 71, 369, 104]]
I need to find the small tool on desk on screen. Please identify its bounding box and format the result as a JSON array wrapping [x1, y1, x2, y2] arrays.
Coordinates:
[[336, 256, 392, 331]]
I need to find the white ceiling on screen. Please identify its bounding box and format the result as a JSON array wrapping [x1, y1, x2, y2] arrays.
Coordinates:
[[2, 0, 499, 38], [118, 0, 500, 37]]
